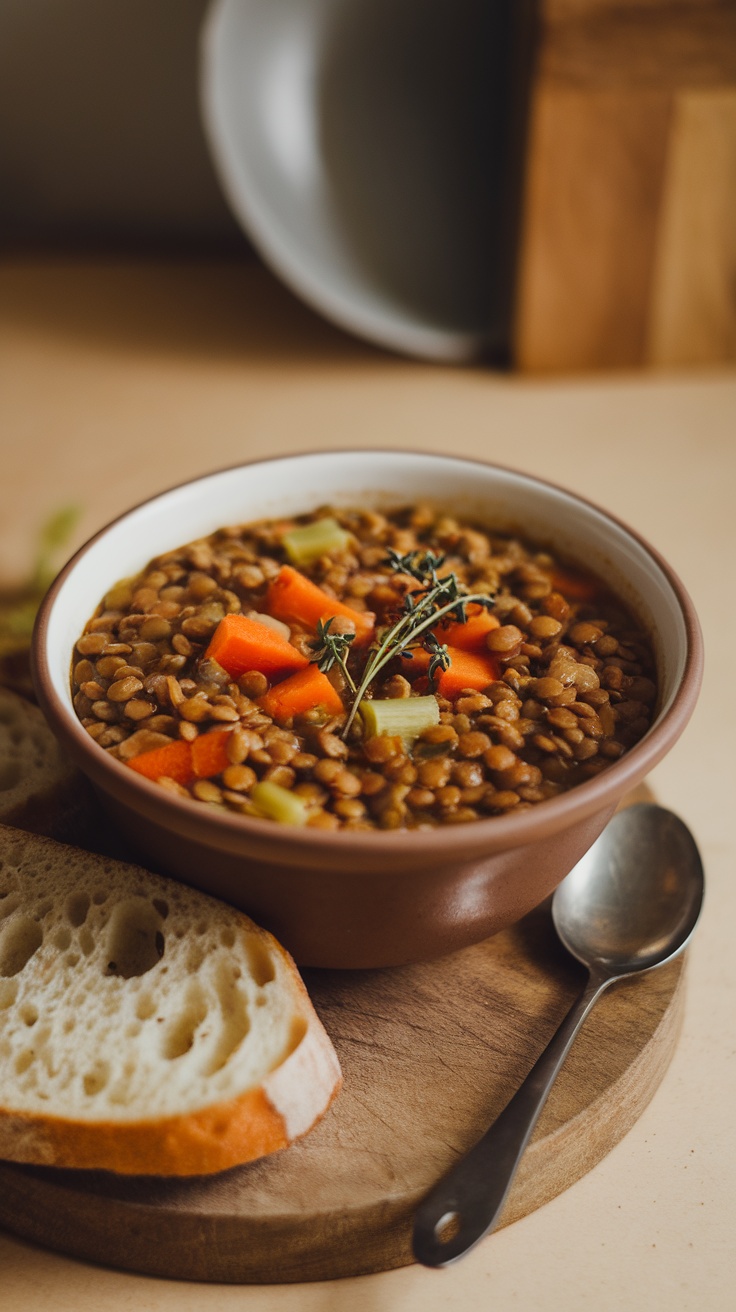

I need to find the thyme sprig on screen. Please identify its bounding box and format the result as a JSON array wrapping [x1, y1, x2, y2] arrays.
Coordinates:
[[308, 618, 357, 693], [339, 549, 495, 739], [422, 631, 452, 684]]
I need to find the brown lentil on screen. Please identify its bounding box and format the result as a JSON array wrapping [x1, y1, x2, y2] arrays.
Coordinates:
[[486, 624, 524, 653], [76, 633, 108, 656], [417, 758, 452, 789], [331, 768, 363, 798], [360, 771, 388, 796], [484, 744, 517, 772], [498, 695, 525, 721], [314, 729, 349, 759], [97, 725, 127, 747], [192, 780, 223, 804], [123, 698, 156, 721], [179, 695, 212, 723], [84, 721, 108, 741], [546, 707, 579, 730], [455, 693, 492, 715], [90, 699, 118, 723], [436, 785, 462, 809], [222, 764, 258, 791], [139, 615, 173, 641], [451, 761, 485, 788], [363, 734, 402, 764], [73, 659, 96, 684], [239, 670, 269, 698], [493, 790, 522, 810], [333, 798, 367, 820], [529, 615, 562, 640], [383, 757, 418, 786], [458, 731, 492, 758], [406, 787, 435, 809], [307, 810, 341, 829], [263, 765, 296, 789], [383, 674, 412, 699]]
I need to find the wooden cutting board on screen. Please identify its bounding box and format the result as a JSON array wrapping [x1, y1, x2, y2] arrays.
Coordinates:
[[0, 790, 686, 1283]]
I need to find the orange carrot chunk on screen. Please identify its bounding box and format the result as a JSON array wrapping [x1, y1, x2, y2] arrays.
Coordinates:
[[204, 613, 309, 681], [397, 646, 432, 678], [128, 739, 194, 785], [266, 565, 374, 646], [259, 664, 344, 722], [399, 644, 501, 698], [433, 604, 500, 651], [128, 730, 233, 786], [191, 728, 232, 779], [437, 647, 501, 698]]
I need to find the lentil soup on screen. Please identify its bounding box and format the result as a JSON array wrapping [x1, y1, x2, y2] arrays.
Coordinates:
[[70, 506, 658, 831]]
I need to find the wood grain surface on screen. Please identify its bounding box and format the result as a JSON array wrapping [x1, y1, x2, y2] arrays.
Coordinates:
[[0, 788, 686, 1284], [514, 0, 736, 371]]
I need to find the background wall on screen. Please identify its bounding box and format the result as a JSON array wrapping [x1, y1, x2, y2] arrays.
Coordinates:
[[0, 0, 250, 250]]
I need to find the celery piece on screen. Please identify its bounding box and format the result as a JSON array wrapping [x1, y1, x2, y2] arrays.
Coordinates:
[[283, 517, 351, 566], [250, 781, 310, 826], [360, 696, 440, 747]]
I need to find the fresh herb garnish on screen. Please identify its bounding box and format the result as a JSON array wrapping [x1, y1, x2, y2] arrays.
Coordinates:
[[337, 549, 495, 739], [422, 631, 452, 684], [308, 618, 357, 693]]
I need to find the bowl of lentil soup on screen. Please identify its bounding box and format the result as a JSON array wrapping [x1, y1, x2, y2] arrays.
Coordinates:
[[33, 452, 702, 967]]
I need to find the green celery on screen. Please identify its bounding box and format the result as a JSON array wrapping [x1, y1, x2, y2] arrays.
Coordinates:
[[282, 517, 351, 566], [250, 781, 310, 826], [360, 696, 439, 747]]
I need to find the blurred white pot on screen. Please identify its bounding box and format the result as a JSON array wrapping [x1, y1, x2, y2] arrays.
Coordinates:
[[200, 0, 517, 362]]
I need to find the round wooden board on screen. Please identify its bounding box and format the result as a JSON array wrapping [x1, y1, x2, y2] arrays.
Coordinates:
[[0, 791, 686, 1284]]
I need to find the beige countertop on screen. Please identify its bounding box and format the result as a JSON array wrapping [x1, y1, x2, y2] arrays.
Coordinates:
[[0, 258, 734, 1310]]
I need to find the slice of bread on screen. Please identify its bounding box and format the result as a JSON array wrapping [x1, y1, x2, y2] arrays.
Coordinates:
[[0, 823, 342, 1176], [0, 686, 131, 857]]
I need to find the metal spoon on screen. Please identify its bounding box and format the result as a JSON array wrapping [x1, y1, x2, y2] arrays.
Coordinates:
[[413, 803, 705, 1267]]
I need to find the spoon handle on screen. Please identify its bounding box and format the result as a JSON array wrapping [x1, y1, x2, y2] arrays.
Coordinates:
[[412, 970, 610, 1267]]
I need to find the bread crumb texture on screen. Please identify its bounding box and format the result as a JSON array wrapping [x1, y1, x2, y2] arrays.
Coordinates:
[[0, 824, 341, 1173]]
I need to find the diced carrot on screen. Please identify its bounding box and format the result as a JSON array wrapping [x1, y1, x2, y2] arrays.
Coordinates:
[[191, 729, 232, 779], [437, 648, 501, 698], [548, 566, 599, 603], [432, 604, 500, 651], [397, 646, 432, 678], [204, 613, 309, 681], [399, 644, 501, 698], [259, 664, 344, 722], [128, 739, 194, 785], [128, 730, 234, 786], [266, 565, 374, 646]]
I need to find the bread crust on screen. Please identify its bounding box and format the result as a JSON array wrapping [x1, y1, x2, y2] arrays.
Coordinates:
[[0, 1018, 342, 1176], [0, 1088, 287, 1176]]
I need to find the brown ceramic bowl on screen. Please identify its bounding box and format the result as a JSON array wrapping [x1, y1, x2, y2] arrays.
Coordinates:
[[32, 452, 703, 968]]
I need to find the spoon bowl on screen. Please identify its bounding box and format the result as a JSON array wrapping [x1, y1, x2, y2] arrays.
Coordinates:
[[553, 803, 705, 978], [413, 803, 705, 1266]]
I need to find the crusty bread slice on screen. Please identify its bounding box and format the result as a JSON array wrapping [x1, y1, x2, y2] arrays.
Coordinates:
[[0, 687, 128, 857], [0, 823, 342, 1176]]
